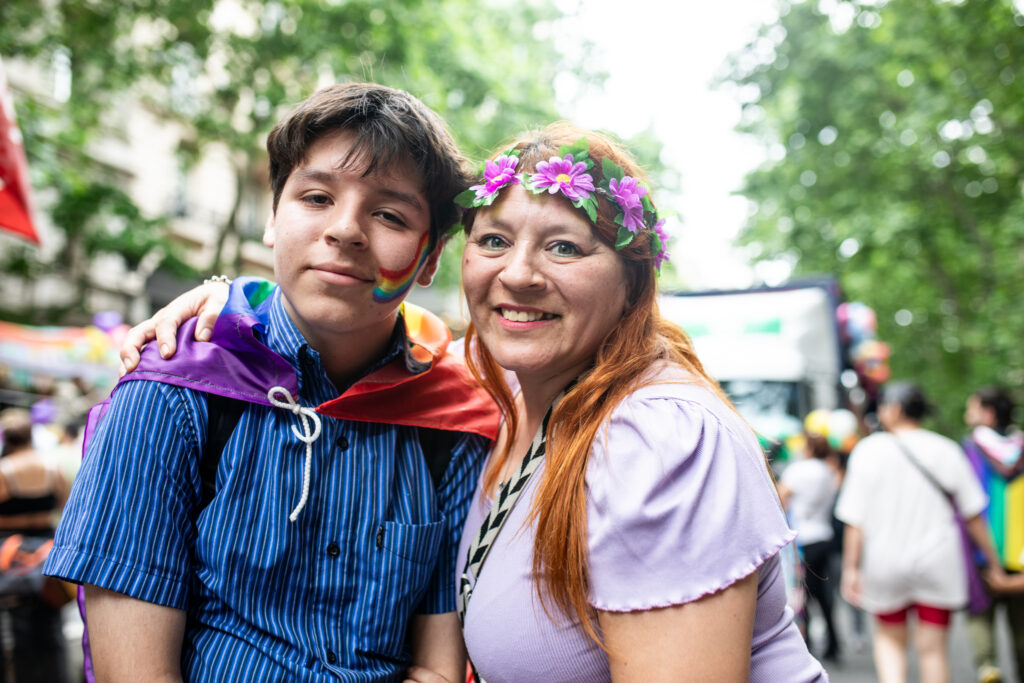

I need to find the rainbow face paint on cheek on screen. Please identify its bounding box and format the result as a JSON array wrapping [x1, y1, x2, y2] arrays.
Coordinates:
[[373, 231, 431, 303]]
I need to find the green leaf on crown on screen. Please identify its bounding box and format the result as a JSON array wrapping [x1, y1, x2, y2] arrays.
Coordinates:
[[649, 232, 663, 257], [558, 137, 591, 163], [602, 158, 625, 182], [615, 226, 634, 250], [640, 192, 656, 215], [575, 195, 598, 223], [454, 189, 478, 208]]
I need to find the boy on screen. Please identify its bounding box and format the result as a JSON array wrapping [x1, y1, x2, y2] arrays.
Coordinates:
[[45, 83, 496, 682]]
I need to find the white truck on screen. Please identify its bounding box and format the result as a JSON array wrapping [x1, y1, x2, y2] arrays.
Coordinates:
[[658, 279, 845, 451]]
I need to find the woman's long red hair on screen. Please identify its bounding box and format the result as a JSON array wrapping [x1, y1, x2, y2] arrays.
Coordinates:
[[463, 123, 731, 645]]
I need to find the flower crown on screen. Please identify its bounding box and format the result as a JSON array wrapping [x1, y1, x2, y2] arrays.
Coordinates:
[[453, 137, 671, 271]]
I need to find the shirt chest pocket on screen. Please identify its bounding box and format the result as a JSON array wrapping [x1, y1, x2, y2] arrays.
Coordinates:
[[358, 519, 445, 663]]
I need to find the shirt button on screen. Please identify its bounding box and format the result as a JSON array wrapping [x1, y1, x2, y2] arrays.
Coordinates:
[[326, 542, 341, 557], [335, 434, 349, 450], [326, 649, 337, 664]]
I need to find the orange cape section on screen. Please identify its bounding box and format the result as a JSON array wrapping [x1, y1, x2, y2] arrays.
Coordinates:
[[316, 302, 499, 442]]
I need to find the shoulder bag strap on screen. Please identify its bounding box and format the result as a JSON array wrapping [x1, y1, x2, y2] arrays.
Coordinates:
[[890, 433, 954, 502], [457, 387, 568, 626]]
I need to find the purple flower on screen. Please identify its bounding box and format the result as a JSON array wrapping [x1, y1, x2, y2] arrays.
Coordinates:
[[529, 154, 595, 202], [652, 218, 671, 270], [471, 155, 520, 201], [608, 176, 649, 233]]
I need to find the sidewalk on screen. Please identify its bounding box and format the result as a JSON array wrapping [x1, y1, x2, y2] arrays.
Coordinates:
[[817, 601, 1019, 682]]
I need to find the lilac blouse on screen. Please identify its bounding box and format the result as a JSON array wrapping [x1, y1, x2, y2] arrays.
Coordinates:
[[457, 368, 827, 682]]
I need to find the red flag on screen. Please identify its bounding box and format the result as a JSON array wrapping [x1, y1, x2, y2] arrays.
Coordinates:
[[0, 58, 40, 245]]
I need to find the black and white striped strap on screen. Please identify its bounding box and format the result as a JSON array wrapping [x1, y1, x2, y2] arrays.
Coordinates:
[[458, 391, 564, 626]]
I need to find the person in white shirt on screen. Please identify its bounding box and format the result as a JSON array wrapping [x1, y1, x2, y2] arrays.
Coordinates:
[[836, 382, 1001, 683], [779, 431, 841, 661]]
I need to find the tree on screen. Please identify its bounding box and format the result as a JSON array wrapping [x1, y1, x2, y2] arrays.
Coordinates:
[[1, 1, 217, 323], [1, 0, 603, 317], [722, 0, 1024, 431]]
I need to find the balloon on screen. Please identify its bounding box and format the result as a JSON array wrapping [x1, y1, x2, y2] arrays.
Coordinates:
[[844, 302, 878, 346], [785, 433, 807, 459], [804, 409, 831, 438], [827, 409, 859, 450], [853, 339, 891, 387]]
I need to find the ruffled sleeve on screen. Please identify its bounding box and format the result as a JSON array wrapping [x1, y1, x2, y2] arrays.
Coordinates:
[[585, 382, 794, 612]]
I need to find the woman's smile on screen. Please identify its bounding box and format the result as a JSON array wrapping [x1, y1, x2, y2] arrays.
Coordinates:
[[463, 184, 628, 386]]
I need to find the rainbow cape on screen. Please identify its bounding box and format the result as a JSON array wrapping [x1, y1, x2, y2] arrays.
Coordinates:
[[109, 276, 500, 439], [964, 426, 1024, 570]]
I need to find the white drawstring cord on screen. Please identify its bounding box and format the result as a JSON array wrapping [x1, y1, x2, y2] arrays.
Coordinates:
[[267, 386, 322, 522]]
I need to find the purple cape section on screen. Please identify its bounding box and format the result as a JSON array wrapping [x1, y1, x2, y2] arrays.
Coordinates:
[[76, 279, 298, 683], [123, 278, 298, 405]]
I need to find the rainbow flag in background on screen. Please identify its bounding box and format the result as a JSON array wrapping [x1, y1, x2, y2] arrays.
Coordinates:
[[964, 428, 1024, 570], [0, 57, 39, 244]]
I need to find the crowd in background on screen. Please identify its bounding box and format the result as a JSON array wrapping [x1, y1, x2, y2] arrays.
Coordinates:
[[775, 384, 1024, 683], [0, 362, 1021, 683], [0, 374, 94, 682]]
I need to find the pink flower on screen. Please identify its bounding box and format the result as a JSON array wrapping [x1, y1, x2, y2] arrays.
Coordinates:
[[608, 176, 649, 233], [652, 218, 671, 270], [471, 155, 520, 201], [530, 154, 595, 202]]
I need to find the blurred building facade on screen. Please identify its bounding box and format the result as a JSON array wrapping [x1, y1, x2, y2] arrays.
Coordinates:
[[1, 56, 274, 326]]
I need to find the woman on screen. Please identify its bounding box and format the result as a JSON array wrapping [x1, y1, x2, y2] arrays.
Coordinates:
[[121, 123, 825, 681], [778, 429, 841, 661], [835, 381, 1001, 683]]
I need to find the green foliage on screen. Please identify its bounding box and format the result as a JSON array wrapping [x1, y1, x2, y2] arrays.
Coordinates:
[[0, 89, 197, 324], [1, 0, 603, 310], [722, 0, 1024, 433]]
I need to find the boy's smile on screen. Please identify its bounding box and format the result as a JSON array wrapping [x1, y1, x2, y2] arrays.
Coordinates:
[[264, 130, 439, 372]]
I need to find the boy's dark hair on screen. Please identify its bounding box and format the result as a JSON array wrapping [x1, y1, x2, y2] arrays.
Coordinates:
[[266, 82, 470, 247], [974, 386, 1016, 432]]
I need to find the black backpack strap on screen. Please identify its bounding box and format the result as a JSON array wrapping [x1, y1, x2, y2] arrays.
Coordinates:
[[417, 427, 460, 489], [200, 394, 248, 509]]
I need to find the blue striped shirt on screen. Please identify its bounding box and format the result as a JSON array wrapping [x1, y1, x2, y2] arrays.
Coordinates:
[[46, 289, 488, 681]]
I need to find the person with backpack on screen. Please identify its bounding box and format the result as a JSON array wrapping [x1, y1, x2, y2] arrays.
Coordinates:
[[43, 83, 497, 682], [962, 386, 1024, 683]]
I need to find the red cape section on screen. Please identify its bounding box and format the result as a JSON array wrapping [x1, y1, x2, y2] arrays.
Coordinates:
[[317, 353, 499, 441], [317, 302, 499, 441]]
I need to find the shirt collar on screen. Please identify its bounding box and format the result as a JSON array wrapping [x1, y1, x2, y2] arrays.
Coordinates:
[[262, 287, 420, 398]]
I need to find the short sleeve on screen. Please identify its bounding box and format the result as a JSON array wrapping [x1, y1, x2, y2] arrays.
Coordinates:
[[585, 387, 794, 612], [44, 380, 204, 610], [834, 441, 871, 528]]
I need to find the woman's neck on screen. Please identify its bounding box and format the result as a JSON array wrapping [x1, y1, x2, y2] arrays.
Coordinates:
[[515, 363, 587, 434]]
